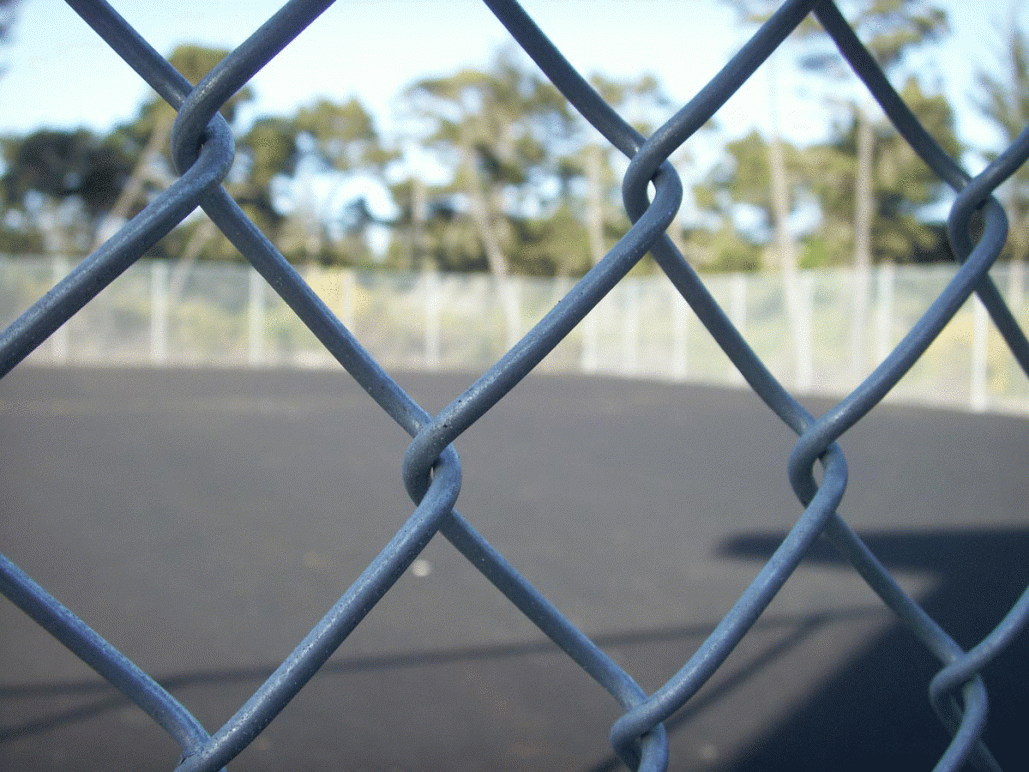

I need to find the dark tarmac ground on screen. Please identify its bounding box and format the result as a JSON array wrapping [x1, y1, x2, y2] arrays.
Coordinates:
[[1, 365, 1027, 771]]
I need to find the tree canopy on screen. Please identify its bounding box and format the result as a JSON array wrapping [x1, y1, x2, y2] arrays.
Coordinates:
[[977, 21, 1029, 266], [0, 14, 996, 275]]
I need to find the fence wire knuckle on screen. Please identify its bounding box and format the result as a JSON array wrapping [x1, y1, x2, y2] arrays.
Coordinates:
[[1, 0, 1029, 770]]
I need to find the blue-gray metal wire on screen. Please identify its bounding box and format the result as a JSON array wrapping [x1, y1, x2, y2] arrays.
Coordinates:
[[2, 0, 1028, 769]]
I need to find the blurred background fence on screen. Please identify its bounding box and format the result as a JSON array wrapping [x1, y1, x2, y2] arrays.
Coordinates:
[[5, 253, 1028, 414]]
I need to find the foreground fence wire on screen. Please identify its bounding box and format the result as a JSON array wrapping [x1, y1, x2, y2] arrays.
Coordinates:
[[2, 0, 1029, 769]]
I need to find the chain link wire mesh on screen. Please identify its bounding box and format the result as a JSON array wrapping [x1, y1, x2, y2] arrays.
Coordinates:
[[2, 0, 1029, 769]]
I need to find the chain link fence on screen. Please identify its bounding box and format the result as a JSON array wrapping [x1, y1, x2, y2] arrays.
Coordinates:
[[2, 0, 1029, 770]]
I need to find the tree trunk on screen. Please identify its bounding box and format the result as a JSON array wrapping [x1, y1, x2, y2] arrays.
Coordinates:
[[92, 111, 175, 252], [585, 142, 607, 266], [459, 139, 520, 348], [410, 175, 428, 271], [853, 104, 874, 272], [850, 103, 874, 381], [765, 55, 795, 274], [768, 132, 794, 273], [765, 57, 806, 384], [1004, 151, 1026, 310]]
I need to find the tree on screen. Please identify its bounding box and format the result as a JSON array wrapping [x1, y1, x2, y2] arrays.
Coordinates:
[[976, 18, 1029, 270], [694, 129, 811, 270], [805, 76, 960, 265], [726, 0, 950, 266], [402, 50, 577, 340], [798, 0, 950, 268], [724, 0, 817, 275], [573, 73, 671, 272], [1, 128, 134, 254], [791, 0, 951, 379], [274, 97, 395, 265], [232, 114, 296, 247], [93, 45, 253, 255], [405, 51, 575, 269]]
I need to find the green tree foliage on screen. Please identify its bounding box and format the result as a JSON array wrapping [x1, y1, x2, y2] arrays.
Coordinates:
[[1, 128, 134, 253], [92, 45, 252, 258], [393, 64, 674, 278], [795, 0, 948, 71], [113, 44, 252, 185], [976, 22, 1029, 265], [273, 98, 395, 265], [724, 1, 952, 269], [0, 18, 972, 279], [570, 73, 669, 273], [805, 77, 961, 265], [401, 50, 579, 276], [234, 115, 298, 245], [694, 129, 809, 270], [293, 98, 393, 173], [0, 36, 392, 267], [799, 0, 951, 266], [197, 96, 393, 267]]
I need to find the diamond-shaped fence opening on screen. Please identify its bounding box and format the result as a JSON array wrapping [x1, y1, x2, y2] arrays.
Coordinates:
[[2, 1, 1029, 770]]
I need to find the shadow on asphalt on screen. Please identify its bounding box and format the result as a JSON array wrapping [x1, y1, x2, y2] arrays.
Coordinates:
[[711, 527, 1029, 771], [5, 523, 1026, 771], [1, 605, 882, 745]]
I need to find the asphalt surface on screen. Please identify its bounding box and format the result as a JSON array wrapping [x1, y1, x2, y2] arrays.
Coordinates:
[[1, 366, 1027, 771]]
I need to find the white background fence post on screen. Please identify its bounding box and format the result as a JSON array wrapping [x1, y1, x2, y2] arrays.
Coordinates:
[[794, 273, 814, 393], [51, 255, 70, 363], [849, 265, 872, 386], [150, 260, 168, 365], [672, 283, 689, 381], [581, 304, 599, 374], [728, 273, 747, 384], [424, 270, 441, 370], [248, 267, 265, 367], [340, 268, 356, 331], [874, 263, 895, 365], [501, 275, 522, 352], [622, 278, 639, 376], [971, 295, 989, 412]]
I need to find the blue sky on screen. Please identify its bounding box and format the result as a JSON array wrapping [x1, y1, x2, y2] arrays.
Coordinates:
[[0, 0, 1023, 160]]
